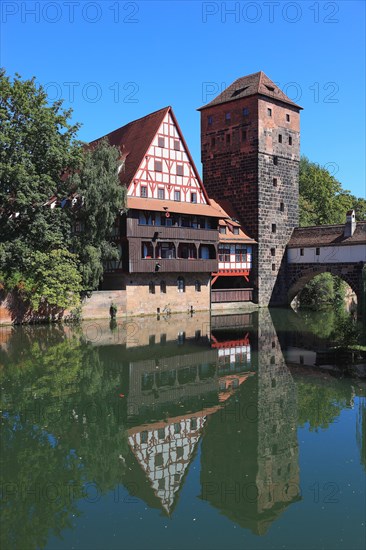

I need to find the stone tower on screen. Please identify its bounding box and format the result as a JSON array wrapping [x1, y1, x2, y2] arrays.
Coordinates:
[[198, 71, 302, 305]]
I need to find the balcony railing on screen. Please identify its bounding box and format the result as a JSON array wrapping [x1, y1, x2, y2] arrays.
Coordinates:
[[129, 258, 218, 273]]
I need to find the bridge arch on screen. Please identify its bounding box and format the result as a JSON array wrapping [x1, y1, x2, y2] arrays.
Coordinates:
[[287, 264, 362, 308]]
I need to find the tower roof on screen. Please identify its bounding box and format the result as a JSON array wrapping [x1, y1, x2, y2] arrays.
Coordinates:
[[198, 71, 303, 110]]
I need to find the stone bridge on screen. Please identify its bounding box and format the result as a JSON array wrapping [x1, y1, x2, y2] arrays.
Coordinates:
[[284, 213, 366, 316]]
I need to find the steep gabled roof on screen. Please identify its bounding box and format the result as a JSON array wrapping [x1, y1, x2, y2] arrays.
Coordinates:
[[89, 106, 169, 187], [198, 71, 302, 110]]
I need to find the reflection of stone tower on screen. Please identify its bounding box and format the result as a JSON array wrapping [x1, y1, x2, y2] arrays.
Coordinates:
[[255, 309, 299, 514], [199, 72, 302, 305], [200, 310, 300, 534]]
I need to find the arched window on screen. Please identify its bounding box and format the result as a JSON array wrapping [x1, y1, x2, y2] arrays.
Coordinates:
[[149, 281, 155, 294], [160, 280, 166, 293], [177, 276, 185, 293], [195, 280, 201, 292]]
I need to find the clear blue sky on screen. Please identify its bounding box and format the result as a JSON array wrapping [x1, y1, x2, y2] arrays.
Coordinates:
[[1, 0, 365, 198]]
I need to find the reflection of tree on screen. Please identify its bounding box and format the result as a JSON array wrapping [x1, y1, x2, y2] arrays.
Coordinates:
[[295, 376, 352, 431], [356, 399, 366, 471], [0, 328, 128, 549]]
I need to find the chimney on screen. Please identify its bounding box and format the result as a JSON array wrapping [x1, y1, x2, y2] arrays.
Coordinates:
[[344, 209, 356, 237]]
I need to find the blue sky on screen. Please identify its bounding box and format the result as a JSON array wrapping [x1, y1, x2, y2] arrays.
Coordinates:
[[1, 0, 365, 198]]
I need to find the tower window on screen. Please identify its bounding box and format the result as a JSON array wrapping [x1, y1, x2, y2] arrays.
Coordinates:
[[272, 263, 276, 271], [267, 108, 272, 117], [278, 134, 282, 144], [141, 185, 147, 197], [273, 156, 278, 165], [211, 136, 216, 147], [316, 247, 320, 255], [155, 160, 162, 172], [174, 140, 180, 150], [225, 112, 231, 121], [242, 107, 249, 116], [272, 224, 276, 233], [280, 202, 284, 212], [177, 164, 184, 176], [241, 129, 247, 142], [208, 115, 213, 125], [286, 114, 290, 122], [226, 133, 230, 144], [289, 136, 293, 145], [158, 136, 165, 148], [273, 178, 278, 187], [271, 248, 276, 257]]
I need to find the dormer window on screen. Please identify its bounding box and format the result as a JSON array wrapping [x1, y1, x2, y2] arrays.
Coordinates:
[[233, 227, 239, 235], [219, 226, 227, 234]]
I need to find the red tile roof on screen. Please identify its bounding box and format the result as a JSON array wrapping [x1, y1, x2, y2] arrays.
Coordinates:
[[210, 199, 256, 243], [127, 196, 224, 218], [198, 71, 302, 110], [89, 106, 169, 187], [288, 222, 366, 247]]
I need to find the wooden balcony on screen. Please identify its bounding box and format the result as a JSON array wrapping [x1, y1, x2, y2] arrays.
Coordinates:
[[129, 258, 218, 273], [211, 288, 253, 303], [126, 218, 218, 243]]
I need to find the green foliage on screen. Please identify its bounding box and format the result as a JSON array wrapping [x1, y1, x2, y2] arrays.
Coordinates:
[[297, 273, 347, 310], [299, 156, 365, 226], [70, 139, 126, 290], [0, 70, 127, 313]]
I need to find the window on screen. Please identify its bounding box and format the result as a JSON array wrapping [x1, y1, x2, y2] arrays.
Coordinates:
[[149, 281, 155, 294], [177, 276, 185, 293], [273, 156, 278, 165], [174, 139, 180, 150], [158, 428, 165, 439], [156, 242, 175, 259], [316, 247, 320, 255], [226, 133, 230, 144], [155, 453, 163, 467], [280, 202, 284, 212], [218, 244, 230, 262], [208, 115, 213, 125], [289, 136, 293, 145], [272, 264, 276, 271], [219, 226, 227, 234], [241, 129, 247, 142], [174, 422, 181, 434], [242, 107, 249, 116], [141, 431, 148, 443], [286, 114, 290, 122], [233, 227, 239, 235], [272, 223, 276, 233], [158, 136, 165, 148], [271, 248, 276, 257], [195, 280, 201, 292], [300, 248, 304, 256], [235, 245, 247, 262], [141, 185, 147, 197], [155, 160, 162, 172], [142, 242, 153, 258], [267, 108, 272, 116], [225, 112, 231, 121], [174, 189, 181, 201], [177, 164, 184, 176], [160, 280, 166, 293], [273, 177, 278, 187], [191, 192, 197, 203], [158, 187, 165, 199], [177, 446, 183, 458], [191, 418, 197, 430], [211, 136, 216, 147], [278, 134, 282, 144]]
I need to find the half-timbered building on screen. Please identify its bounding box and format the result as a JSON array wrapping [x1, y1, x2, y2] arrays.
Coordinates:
[[91, 106, 226, 316]]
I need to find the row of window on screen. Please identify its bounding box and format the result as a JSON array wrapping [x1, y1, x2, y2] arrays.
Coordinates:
[[138, 212, 217, 229], [140, 185, 197, 203], [207, 109, 291, 125], [210, 129, 247, 147], [157, 137, 180, 150], [151, 160, 184, 174], [300, 248, 320, 256], [219, 225, 239, 235], [142, 242, 216, 260], [148, 278, 201, 294]]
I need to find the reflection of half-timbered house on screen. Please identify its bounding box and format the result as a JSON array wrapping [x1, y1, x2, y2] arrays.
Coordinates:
[[90, 107, 225, 316]]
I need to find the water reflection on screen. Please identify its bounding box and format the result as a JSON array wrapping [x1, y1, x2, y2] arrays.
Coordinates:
[[0, 310, 365, 549]]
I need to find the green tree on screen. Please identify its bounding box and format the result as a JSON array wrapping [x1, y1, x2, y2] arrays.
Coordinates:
[[0, 70, 127, 311]]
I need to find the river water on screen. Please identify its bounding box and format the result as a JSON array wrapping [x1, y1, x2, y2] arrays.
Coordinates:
[[1, 308, 365, 550]]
